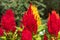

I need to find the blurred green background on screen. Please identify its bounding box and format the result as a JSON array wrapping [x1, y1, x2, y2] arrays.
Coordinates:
[[0, 0, 60, 26]]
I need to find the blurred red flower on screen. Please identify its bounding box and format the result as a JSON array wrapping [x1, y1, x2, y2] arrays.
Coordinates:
[[21, 28, 32, 40], [47, 10, 59, 36], [0, 28, 4, 36], [21, 4, 37, 34], [44, 33, 48, 40], [1, 9, 16, 33]]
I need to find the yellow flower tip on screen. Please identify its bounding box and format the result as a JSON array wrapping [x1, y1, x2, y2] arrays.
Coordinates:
[[31, 5, 41, 26]]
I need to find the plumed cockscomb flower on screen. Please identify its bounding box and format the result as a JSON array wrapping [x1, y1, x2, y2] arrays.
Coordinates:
[[31, 4, 41, 26], [21, 4, 37, 34], [47, 10, 59, 36], [0, 28, 4, 36], [44, 33, 48, 40], [21, 28, 32, 40], [1, 9, 16, 33]]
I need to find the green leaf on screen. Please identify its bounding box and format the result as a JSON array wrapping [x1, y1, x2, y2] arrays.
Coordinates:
[[0, 36, 6, 40], [32, 1, 46, 8], [24, 3, 29, 8], [11, 1, 17, 8], [33, 34, 41, 40], [38, 23, 46, 32]]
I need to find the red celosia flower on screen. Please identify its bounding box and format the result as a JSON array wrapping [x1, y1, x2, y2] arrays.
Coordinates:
[[58, 18, 60, 31], [44, 33, 48, 40], [47, 10, 59, 36], [21, 28, 32, 40], [21, 4, 37, 34], [0, 28, 4, 36], [1, 9, 16, 33]]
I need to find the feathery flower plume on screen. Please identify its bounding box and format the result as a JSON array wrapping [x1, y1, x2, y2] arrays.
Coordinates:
[[1, 9, 16, 32], [21, 4, 37, 34], [21, 28, 32, 40], [47, 10, 59, 36]]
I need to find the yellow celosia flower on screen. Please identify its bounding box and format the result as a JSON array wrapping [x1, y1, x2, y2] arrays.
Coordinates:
[[31, 5, 41, 26]]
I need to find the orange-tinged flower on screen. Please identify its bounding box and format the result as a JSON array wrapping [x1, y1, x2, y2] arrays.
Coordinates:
[[31, 4, 41, 26], [1, 9, 16, 33], [47, 10, 59, 36]]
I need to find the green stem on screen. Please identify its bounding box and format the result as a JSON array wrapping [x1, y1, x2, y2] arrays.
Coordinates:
[[12, 30, 18, 40]]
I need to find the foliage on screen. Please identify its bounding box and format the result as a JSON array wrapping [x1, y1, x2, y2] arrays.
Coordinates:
[[0, 0, 46, 26]]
